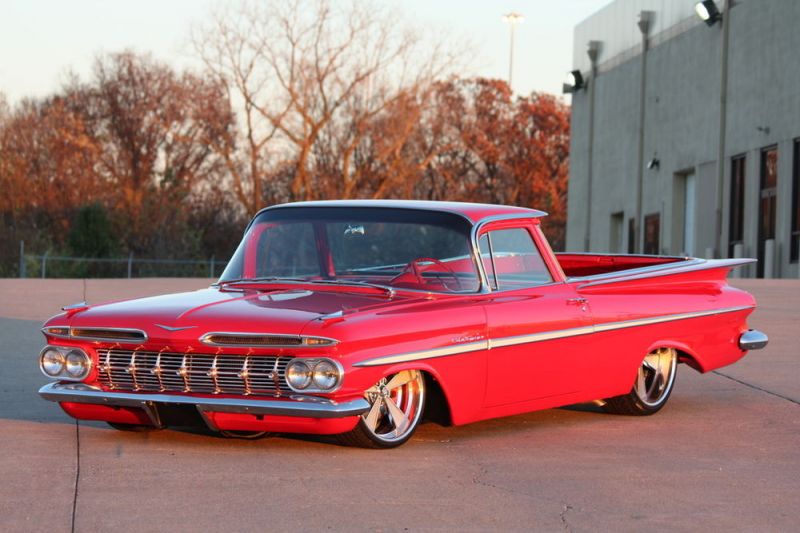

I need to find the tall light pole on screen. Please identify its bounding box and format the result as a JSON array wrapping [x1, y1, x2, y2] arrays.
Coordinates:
[[502, 12, 524, 89]]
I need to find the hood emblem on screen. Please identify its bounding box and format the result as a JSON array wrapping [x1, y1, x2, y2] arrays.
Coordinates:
[[155, 324, 197, 332]]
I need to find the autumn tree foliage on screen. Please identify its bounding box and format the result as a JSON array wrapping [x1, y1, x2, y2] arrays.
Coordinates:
[[72, 52, 236, 254], [0, 0, 571, 276], [0, 93, 104, 253]]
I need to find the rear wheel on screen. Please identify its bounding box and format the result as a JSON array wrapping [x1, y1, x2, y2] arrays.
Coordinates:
[[604, 347, 678, 415], [337, 370, 425, 448]]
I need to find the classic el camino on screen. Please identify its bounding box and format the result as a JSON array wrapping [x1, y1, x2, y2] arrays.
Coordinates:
[[38, 200, 767, 448]]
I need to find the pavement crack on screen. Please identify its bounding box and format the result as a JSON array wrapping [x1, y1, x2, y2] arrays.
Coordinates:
[[71, 421, 81, 533], [712, 370, 799, 406], [559, 503, 574, 532]]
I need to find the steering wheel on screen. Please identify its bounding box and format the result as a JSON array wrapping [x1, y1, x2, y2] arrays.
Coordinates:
[[390, 257, 463, 291]]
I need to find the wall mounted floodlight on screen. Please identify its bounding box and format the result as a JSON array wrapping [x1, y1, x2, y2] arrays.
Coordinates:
[[695, 1, 722, 26], [638, 10, 655, 35], [647, 157, 660, 170], [562, 70, 586, 94]]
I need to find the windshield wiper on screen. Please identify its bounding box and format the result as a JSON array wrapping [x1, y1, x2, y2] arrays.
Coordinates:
[[216, 277, 395, 296], [302, 279, 396, 297], [216, 276, 308, 287]]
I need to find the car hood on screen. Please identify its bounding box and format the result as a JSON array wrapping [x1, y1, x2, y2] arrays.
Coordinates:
[[58, 287, 410, 345]]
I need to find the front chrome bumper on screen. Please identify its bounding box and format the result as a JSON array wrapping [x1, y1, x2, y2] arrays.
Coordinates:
[[39, 382, 369, 428], [739, 329, 768, 351]]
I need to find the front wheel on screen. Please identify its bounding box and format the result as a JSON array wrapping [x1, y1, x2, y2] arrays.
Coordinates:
[[337, 370, 425, 448], [604, 347, 678, 415]]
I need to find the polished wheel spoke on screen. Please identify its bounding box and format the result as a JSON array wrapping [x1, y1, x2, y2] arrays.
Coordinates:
[[636, 366, 648, 399], [384, 396, 410, 435], [385, 370, 414, 391], [363, 397, 383, 432], [360, 370, 424, 443]]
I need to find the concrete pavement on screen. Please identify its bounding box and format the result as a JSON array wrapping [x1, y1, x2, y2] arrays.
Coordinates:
[[0, 278, 798, 532]]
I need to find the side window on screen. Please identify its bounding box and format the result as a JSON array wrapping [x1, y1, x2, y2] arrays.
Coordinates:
[[481, 228, 552, 290]]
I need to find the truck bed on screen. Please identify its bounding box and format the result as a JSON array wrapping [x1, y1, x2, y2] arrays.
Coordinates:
[[556, 253, 687, 278]]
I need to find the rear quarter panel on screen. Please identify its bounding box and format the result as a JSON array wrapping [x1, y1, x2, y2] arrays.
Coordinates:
[[575, 267, 755, 399]]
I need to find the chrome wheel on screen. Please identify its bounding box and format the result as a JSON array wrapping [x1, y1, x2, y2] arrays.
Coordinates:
[[603, 347, 678, 416], [356, 370, 425, 446], [634, 347, 677, 407]]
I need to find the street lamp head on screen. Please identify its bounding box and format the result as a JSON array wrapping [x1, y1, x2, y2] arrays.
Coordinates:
[[502, 12, 524, 26], [695, 1, 722, 26]]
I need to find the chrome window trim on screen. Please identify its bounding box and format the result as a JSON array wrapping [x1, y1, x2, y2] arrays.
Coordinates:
[[353, 305, 754, 367], [470, 213, 549, 293], [199, 331, 339, 348], [42, 326, 149, 344], [219, 205, 498, 296]]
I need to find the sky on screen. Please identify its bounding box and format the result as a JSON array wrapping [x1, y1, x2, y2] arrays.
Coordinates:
[[0, 0, 612, 105]]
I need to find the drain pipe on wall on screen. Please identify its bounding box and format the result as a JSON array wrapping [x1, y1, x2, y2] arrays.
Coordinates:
[[584, 41, 601, 252], [635, 11, 654, 253], [714, 0, 732, 259]]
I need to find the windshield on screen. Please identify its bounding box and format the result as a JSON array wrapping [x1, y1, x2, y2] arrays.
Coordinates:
[[220, 207, 481, 293]]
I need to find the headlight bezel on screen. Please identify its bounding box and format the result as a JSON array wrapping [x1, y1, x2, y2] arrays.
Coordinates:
[[39, 346, 92, 381], [285, 357, 343, 393]]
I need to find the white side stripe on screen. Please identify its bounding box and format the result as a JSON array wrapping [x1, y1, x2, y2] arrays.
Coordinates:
[[353, 305, 754, 367]]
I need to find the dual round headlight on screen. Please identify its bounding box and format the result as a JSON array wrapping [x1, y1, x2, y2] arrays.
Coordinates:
[[285, 358, 342, 393], [39, 346, 92, 380]]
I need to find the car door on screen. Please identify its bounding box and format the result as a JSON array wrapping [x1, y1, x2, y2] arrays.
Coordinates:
[[478, 220, 593, 407]]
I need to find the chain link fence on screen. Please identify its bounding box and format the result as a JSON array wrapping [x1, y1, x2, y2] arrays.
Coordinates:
[[18, 242, 227, 278]]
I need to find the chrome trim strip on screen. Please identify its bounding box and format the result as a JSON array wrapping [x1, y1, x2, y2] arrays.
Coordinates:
[[199, 331, 339, 348], [353, 340, 489, 367], [39, 382, 369, 419], [591, 306, 754, 333], [354, 305, 754, 367], [61, 301, 88, 311], [739, 329, 768, 351], [42, 326, 149, 344], [572, 258, 756, 287], [488, 325, 596, 349]]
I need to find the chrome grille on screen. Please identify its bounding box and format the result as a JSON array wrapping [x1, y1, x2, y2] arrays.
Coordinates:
[[96, 349, 291, 396]]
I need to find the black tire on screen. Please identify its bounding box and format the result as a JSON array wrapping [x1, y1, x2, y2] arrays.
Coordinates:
[[107, 422, 161, 432], [604, 347, 678, 416], [218, 430, 271, 439], [337, 370, 426, 449]]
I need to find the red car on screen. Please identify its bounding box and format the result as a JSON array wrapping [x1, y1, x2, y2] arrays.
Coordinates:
[[39, 200, 767, 448]]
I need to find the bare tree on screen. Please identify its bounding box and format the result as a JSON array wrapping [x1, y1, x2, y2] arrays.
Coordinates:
[[193, 0, 460, 214]]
